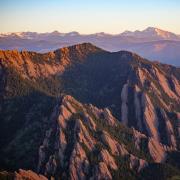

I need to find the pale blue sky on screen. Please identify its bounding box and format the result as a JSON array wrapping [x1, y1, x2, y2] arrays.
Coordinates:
[[0, 0, 180, 34]]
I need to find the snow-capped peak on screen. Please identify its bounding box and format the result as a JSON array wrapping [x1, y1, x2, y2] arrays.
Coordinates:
[[121, 27, 178, 40]]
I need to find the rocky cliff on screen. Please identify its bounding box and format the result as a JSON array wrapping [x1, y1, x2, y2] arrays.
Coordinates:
[[36, 95, 176, 179]]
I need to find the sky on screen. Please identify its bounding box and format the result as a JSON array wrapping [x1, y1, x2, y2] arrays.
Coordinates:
[[0, 0, 180, 34]]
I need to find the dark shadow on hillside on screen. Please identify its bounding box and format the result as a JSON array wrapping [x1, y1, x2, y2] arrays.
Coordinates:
[[60, 50, 134, 119]]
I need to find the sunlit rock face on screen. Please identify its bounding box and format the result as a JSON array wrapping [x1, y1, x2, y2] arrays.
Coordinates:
[[35, 95, 175, 179], [15, 169, 48, 180]]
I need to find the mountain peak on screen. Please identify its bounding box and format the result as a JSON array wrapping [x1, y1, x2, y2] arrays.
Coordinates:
[[143, 26, 157, 32], [94, 32, 112, 37], [143, 27, 170, 35], [120, 27, 177, 40], [66, 31, 80, 36], [51, 30, 61, 35], [59, 42, 104, 52], [53, 43, 105, 62]]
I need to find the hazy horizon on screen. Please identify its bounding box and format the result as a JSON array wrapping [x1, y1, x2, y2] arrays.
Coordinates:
[[1, 0, 180, 34], [0, 26, 179, 35]]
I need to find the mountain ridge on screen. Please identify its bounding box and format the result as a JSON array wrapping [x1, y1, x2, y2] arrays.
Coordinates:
[[1, 27, 180, 66], [0, 43, 180, 179], [121, 27, 179, 40], [0, 27, 179, 39]]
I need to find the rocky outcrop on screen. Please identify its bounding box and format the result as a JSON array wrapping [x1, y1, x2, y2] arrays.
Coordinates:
[[36, 95, 175, 179], [121, 83, 129, 125], [132, 128, 174, 163], [120, 61, 180, 149], [148, 138, 166, 163], [101, 131, 128, 156], [15, 169, 47, 180], [129, 154, 147, 172], [69, 143, 90, 180], [99, 149, 118, 170], [93, 162, 112, 180], [134, 85, 143, 131], [141, 93, 159, 142], [154, 68, 179, 100]]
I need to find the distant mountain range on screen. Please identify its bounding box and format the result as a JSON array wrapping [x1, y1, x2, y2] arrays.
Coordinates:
[[0, 27, 180, 66], [0, 43, 180, 179]]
